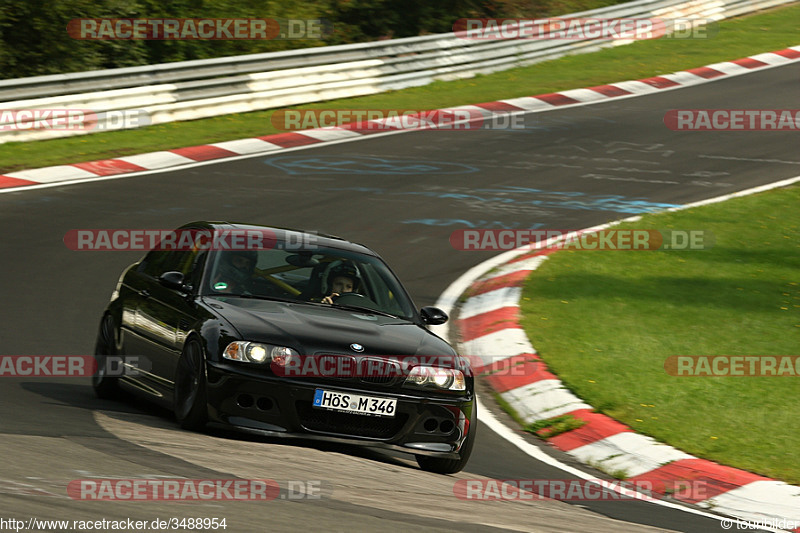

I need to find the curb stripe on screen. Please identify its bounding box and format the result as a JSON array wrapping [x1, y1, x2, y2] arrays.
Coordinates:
[[627, 459, 769, 504], [732, 57, 768, 69], [459, 287, 523, 320], [588, 84, 633, 97], [501, 380, 592, 423], [116, 151, 195, 169], [467, 269, 531, 297], [474, 101, 527, 112], [498, 96, 554, 111], [295, 127, 364, 142], [483, 354, 557, 393], [72, 159, 147, 176], [704, 62, 750, 75], [566, 432, 695, 478], [3, 165, 97, 183], [639, 76, 680, 89], [685, 66, 725, 79], [659, 71, 706, 84], [257, 132, 322, 148], [557, 88, 611, 103], [609, 80, 662, 94], [699, 481, 800, 526], [508, 247, 558, 264], [459, 307, 521, 343], [489, 255, 550, 278], [210, 138, 282, 154], [171, 144, 238, 161], [535, 93, 579, 106], [775, 48, 800, 59], [460, 328, 535, 367], [546, 409, 632, 452], [0, 175, 37, 188]]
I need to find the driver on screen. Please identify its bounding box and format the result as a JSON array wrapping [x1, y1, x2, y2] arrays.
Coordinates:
[[212, 250, 258, 294], [321, 262, 361, 304]]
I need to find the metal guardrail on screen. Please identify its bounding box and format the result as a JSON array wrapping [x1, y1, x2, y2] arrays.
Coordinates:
[[0, 0, 794, 143]]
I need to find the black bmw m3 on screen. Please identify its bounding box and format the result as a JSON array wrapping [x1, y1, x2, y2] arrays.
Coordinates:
[[93, 221, 476, 474]]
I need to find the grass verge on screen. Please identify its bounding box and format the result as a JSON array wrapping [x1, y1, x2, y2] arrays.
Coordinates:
[[2, 3, 799, 173], [519, 185, 800, 484], [526, 414, 587, 438]]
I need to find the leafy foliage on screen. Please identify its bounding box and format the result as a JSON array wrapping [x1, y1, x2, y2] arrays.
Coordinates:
[[0, 0, 630, 79]]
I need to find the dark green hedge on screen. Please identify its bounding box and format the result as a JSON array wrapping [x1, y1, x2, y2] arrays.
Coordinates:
[[0, 0, 629, 79]]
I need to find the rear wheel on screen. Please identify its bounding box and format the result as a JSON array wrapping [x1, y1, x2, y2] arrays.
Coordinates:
[[173, 339, 208, 431], [416, 403, 477, 474], [92, 315, 120, 399]]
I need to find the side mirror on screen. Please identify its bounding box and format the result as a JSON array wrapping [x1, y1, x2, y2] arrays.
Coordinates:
[[159, 271, 190, 293], [420, 306, 448, 325]]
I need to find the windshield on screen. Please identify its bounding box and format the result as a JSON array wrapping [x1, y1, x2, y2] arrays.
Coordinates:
[[202, 246, 416, 320]]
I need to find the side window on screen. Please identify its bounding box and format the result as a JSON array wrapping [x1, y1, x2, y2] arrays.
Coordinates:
[[138, 250, 171, 277], [138, 250, 197, 278]]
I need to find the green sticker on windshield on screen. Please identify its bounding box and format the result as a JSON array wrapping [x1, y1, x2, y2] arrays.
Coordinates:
[[213, 282, 228, 291]]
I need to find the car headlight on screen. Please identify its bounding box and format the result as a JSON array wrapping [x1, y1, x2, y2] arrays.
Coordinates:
[[223, 341, 298, 364], [269, 346, 299, 366], [404, 366, 465, 391]]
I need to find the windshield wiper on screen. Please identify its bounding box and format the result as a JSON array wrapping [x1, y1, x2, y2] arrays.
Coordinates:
[[210, 294, 300, 304], [330, 303, 403, 319]]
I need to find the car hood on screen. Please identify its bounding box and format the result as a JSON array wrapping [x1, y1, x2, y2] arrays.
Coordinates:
[[202, 296, 454, 356]]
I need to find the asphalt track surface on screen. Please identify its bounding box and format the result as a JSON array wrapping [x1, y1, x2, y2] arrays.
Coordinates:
[[0, 62, 796, 532]]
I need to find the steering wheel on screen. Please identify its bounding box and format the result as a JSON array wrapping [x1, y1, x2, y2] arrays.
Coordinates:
[[332, 292, 366, 304]]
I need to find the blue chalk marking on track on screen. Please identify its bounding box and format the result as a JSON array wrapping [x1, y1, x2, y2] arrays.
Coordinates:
[[265, 155, 479, 175], [331, 186, 682, 214], [401, 219, 547, 229]]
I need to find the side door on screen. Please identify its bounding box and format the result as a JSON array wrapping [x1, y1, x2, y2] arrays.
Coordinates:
[[119, 249, 172, 395], [129, 247, 206, 399]]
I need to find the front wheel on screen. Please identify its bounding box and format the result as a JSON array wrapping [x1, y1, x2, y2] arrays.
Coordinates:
[[416, 403, 477, 474], [173, 339, 208, 431], [93, 315, 120, 400]]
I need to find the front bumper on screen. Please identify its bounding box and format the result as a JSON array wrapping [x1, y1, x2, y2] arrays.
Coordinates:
[[205, 361, 474, 458]]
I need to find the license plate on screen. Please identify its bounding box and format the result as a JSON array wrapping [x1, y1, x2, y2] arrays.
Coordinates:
[[313, 389, 397, 417]]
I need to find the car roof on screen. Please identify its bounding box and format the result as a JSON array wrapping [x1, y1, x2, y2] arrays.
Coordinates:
[[178, 221, 378, 256]]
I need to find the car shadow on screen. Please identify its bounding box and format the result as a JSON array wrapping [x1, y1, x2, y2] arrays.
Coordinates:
[[22, 380, 415, 471]]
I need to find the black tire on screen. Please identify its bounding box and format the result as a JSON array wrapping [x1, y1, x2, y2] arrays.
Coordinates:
[[173, 339, 208, 431], [93, 315, 120, 399], [416, 402, 477, 474]]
